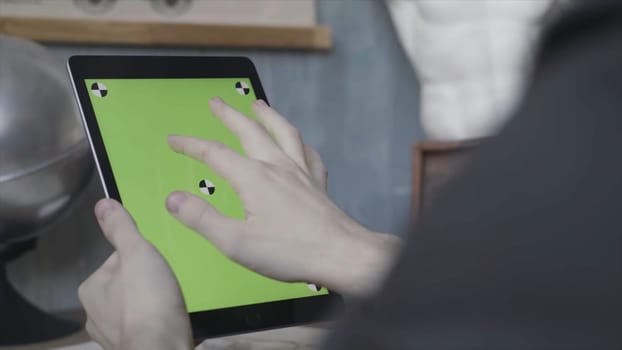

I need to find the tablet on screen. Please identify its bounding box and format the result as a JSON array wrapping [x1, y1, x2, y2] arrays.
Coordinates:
[[68, 56, 342, 338]]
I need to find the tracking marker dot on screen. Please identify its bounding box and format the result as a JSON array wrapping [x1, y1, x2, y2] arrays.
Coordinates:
[[199, 179, 216, 195]]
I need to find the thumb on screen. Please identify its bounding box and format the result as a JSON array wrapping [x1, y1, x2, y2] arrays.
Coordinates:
[[166, 191, 245, 257], [95, 199, 145, 255]]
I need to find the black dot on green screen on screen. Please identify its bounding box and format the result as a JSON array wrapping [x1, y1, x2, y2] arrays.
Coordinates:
[[199, 179, 216, 196]]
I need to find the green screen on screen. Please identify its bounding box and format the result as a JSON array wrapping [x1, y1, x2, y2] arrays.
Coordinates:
[[86, 78, 327, 312]]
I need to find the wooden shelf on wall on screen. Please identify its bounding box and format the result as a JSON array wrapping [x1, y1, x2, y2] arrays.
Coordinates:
[[0, 17, 332, 50]]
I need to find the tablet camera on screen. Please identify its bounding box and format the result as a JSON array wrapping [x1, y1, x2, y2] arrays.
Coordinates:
[[199, 179, 216, 196], [235, 81, 251, 96], [307, 283, 323, 292], [91, 82, 108, 98]]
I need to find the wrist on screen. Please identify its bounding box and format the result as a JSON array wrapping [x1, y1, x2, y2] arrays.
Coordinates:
[[315, 226, 402, 298]]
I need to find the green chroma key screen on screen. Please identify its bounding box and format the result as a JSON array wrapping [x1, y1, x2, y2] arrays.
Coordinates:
[[85, 78, 327, 312]]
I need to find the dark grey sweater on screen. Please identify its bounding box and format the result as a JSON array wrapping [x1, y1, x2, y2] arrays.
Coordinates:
[[325, 1, 622, 349]]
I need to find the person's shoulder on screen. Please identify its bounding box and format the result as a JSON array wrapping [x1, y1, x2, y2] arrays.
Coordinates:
[[544, 0, 622, 43], [533, 0, 622, 73]]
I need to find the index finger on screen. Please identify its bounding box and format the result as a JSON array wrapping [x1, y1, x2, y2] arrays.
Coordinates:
[[209, 97, 282, 162], [168, 135, 255, 190]]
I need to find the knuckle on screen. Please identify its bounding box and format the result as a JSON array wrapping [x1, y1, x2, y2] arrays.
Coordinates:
[[194, 204, 212, 232], [306, 144, 318, 156], [247, 117, 261, 127], [106, 226, 121, 243], [297, 171, 315, 188], [214, 141, 228, 152], [314, 159, 327, 171], [198, 148, 212, 164], [259, 162, 281, 178], [198, 142, 225, 163], [199, 151, 210, 164], [128, 231, 145, 248], [129, 239, 152, 256], [247, 118, 267, 134], [316, 163, 328, 175], [285, 125, 302, 140], [288, 158, 304, 171], [272, 162, 297, 178], [219, 231, 247, 260], [248, 160, 270, 178], [222, 107, 235, 120]]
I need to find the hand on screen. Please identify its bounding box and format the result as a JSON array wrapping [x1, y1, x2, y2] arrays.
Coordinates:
[[166, 98, 401, 297], [79, 199, 193, 350]]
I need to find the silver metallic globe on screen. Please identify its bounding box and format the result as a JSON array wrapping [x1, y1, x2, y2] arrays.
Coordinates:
[[0, 35, 93, 245]]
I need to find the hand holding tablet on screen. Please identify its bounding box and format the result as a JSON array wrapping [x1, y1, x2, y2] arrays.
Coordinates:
[[78, 96, 399, 349], [68, 56, 400, 344], [79, 199, 193, 350]]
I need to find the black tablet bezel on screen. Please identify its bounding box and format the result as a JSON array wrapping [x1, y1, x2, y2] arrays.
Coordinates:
[[68, 56, 342, 339]]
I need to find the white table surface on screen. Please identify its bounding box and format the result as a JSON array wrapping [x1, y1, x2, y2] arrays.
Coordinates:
[[2, 326, 329, 350]]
